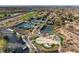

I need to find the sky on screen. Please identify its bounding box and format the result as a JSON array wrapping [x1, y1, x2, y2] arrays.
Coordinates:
[[0, 0, 79, 5]]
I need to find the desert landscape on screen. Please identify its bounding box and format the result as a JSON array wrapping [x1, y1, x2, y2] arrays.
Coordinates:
[[0, 6, 79, 53]]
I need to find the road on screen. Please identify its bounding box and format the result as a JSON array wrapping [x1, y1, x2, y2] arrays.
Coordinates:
[[0, 13, 23, 22], [21, 36, 32, 53], [27, 36, 39, 53], [0, 13, 25, 28], [21, 35, 38, 53]]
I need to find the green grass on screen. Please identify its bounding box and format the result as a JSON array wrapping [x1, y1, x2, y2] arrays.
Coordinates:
[[20, 11, 46, 21], [0, 13, 11, 20], [59, 36, 64, 45], [20, 12, 36, 21], [0, 14, 5, 18]]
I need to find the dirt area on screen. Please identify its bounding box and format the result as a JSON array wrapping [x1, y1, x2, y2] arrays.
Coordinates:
[[57, 25, 79, 52]]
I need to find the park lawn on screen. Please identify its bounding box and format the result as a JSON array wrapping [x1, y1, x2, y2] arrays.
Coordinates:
[[20, 11, 46, 21], [0, 14, 5, 18], [20, 12, 37, 21], [0, 14, 5, 20], [0, 13, 11, 20]]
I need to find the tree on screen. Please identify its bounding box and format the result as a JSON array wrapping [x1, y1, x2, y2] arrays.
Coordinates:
[[4, 13, 7, 17]]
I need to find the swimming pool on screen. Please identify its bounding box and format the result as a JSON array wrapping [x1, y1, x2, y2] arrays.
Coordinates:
[[41, 25, 53, 34], [15, 22, 34, 30]]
